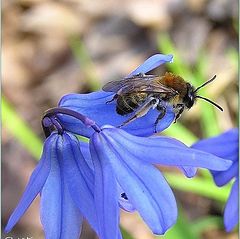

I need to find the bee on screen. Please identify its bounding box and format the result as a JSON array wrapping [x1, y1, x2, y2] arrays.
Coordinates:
[[102, 72, 223, 132]]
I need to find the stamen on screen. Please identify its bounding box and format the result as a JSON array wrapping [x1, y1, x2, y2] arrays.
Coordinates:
[[42, 117, 54, 138], [41, 116, 64, 137], [50, 117, 64, 135]]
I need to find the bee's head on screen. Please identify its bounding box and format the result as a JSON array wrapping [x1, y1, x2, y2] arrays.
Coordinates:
[[184, 75, 223, 111], [183, 83, 196, 109]]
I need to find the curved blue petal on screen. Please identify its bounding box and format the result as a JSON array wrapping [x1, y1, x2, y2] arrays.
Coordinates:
[[61, 133, 98, 233], [192, 129, 239, 185], [59, 93, 174, 137], [128, 54, 173, 76], [4, 134, 55, 233], [191, 128, 238, 161], [157, 136, 197, 177], [102, 126, 232, 171], [118, 164, 177, 234], [224, 178, 239, 232], [211, 161, 238, 186], [90, 133, 120, 239], [193, 129, 239, 232], [93, 132, 177, 234], [179, 166, 197, 178], [40, 135, 83, 239]]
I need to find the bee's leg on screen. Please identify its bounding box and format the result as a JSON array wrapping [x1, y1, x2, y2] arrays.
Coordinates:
[[136, 73, 145, 77], [174, 104, 184, 123], [106, 94, 118, 104], [119, 98, 157, 128], [154, 105, 166, 133]]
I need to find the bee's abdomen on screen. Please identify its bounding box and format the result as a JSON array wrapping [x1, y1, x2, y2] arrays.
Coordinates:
[[116, 94, 146, 115]]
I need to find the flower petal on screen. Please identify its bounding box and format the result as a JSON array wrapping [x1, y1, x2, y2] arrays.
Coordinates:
[[211, 161, 238, 186], [59, 93, 174, 137], [93, 132, 177, 234], [192, 129, 239, 185], [179, 166, 197, 178], [191, 128, 238, 162], [102, 126, 232, 171], [119, 164, 177, 234], [90, 133, 120, 239], [40, 135, 83, 239], [4, 134, 55, 233], [79, 140, 135, 213], [224, 178, 239, 232], [79, 141, 94, 170], [151, 136, 197, 177], [128, 54, 173, 76], [61, 133, 98, 233]]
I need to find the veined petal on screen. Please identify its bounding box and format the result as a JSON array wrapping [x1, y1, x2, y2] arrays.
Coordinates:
[[102, 126, 232, 171], [59, 93, 174, 137], [40, 135, 83, 239], [62, 133, 98, 233], [128, 54, 173, 76], [81, 140, 135, 213], [79, 141, 94, 170], [90, 134, 120, 239], [152, 136, 197, 177], [224, 178, 239, 232], [93, 132, 177, 234], [65, 134, 94, 189], [4, 134, 55, 233], [119, 164, 177, 234]]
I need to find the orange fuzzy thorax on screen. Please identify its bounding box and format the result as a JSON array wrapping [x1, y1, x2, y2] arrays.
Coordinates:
[[161, 72, 188, 98]]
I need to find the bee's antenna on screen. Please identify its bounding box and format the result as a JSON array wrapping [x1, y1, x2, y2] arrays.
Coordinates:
[[194, 75, 217, 93], [196, 95, 223, 111]]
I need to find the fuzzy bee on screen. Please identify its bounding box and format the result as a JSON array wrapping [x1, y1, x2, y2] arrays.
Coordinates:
[[103, 72, 223, 132]]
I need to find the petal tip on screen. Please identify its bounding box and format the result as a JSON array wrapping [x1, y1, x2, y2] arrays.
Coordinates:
[[151, 224, 172, 235], [224, 220, 236, 233], [165, 54, 174, 63], [4, 223, 12, 234]]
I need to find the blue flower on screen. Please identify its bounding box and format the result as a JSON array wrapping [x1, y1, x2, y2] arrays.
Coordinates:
[[58, 54, 175, 137], [87, 123, 232, 238], [192, 128, 239, 232], [5, 116, 98, 238], [5, 107, 233, 239]]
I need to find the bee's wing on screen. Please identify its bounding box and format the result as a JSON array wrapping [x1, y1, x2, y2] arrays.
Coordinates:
[[138, 81, 177, 96], [103, 75, 177, 96], [102, 75, 158, 93], [102, 79, 133, 93]]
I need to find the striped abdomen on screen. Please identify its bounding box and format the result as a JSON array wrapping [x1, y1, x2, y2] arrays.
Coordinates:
[[116, 93, 147, 115]]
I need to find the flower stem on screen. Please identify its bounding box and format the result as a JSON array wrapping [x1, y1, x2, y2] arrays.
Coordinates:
[[42, 107, 101, 137]]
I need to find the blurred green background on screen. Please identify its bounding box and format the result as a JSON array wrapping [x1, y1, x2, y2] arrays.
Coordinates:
[[2, 0, 238, 239]]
